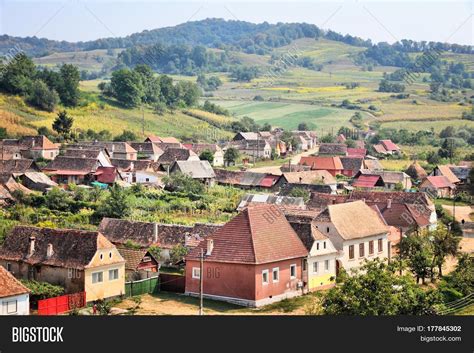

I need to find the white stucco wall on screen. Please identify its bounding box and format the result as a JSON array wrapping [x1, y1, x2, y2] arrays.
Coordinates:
[[0, 293, 29, 315]]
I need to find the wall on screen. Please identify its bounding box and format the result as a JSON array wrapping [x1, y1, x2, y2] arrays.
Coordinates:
[[307, 239, 338, 290], [0, 293, 29, 315], [341, 234, 389, 273]]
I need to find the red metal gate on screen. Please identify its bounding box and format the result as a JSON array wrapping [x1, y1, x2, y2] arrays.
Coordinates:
[[38, 292, 86, 315]]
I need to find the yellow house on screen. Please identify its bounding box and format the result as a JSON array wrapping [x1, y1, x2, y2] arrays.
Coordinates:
[[0, 226, 126, 303]]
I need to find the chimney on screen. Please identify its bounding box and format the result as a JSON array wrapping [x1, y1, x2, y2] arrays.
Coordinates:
[[28, 236, 36, 257], [387, 198, 392, 209], [153, 223, 159, 243], [206, 239, 214, 256], [46, 243, 54, 258]]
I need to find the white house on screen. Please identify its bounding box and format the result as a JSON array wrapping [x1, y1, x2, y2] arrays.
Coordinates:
[[313, 200, 390, 274], [0, 265, 30, 315]]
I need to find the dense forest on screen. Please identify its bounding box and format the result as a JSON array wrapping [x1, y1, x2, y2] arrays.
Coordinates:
[[1, 19, 471, 58]]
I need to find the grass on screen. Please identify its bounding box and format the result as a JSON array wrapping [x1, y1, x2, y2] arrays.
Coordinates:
[[379, 159, 411, 171], [455, 304, 474, 316]]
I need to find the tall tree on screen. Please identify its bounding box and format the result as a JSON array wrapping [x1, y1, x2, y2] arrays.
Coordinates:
[[58, 64, 80, 106], [52, 110, 74, 139], [0, 53, 36, 95], [110, 69, 144, 108]]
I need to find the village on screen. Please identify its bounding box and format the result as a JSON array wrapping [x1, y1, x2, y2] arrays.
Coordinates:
[[0, 128, 472, 316]]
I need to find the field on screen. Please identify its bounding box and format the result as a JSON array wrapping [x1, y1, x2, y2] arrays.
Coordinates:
[[34, 49, 121, 72], [210, 100, 366, 132]]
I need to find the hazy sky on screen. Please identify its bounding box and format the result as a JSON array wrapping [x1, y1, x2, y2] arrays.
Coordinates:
[[0, 0, 472, 45]]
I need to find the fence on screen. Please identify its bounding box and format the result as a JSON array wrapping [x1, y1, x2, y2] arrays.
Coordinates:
[[37, 292, 86, 316], [437, 293, 474, 315], [159, 273, 186, 293], [125, 276, 159, 297]]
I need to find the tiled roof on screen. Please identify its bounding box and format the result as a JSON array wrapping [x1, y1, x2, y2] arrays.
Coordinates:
[[214, 169, 281, 188], [183, 143, 221, 155], [19, 136, 58, 150], [363, 159, 383, 170], [373, 144, 388, 154], [318, 143, 347, 156], [325, 200, 389, 240], [347, 148, 367, 157], [0, 226, 120, 269], [405, 162, 428, 179], [0, 160, 38, 174], [157, 148, 197, 164], [421, 176, 454, 189], [357, 169, 409, 184], [171, 160, 215, 179], [63, 149, 104, 159], [449, 166, 470, 180], [435, 165, 460, 184], [110, 159, 156, 171], [299, 156, 343, 171], [340, 157, 363, 174], [98, 218, 222, 249], [44, 156, 98, 173], [237, 194, 305, 211], [282, 170, 336, 185], [130, 142, 164, 156], [186, 205, 308, 264], [380, 140, 400, 151], [0, 265, 30, 298], [94, 166, 117, 184], [353, 174, 384, 188]]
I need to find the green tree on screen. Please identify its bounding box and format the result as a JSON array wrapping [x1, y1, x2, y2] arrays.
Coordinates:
[[95, 186, 131, 219], [26, 80, 59, 112], [58, 64, 80, 106], [445, 254, 473, 295], [113, 130, 137, 142], [44, 187, 73, 211], [298, 122, 309, 131], [199, 149, 214, 164], [322, 259, 441, 315], [288, 187, 310, 202], [399, 231, 434, 284], [432, 226, 460, 277], [52, 110, 74, 139], [111, 68, 144, 108], [148, 245, 162, 260], [224, 147, 239, 165], [162, 172, 204, 194], [169, 244, 189, 264], [0, 53, 36, 95]]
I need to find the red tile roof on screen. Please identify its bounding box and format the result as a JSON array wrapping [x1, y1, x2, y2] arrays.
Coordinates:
[[186, 205, 308, 264], [260, 175, 280, 188], [299, 156, 343, 171], [352, 174, 383, 188], [422, 176, 454, 189], [0, 265, 29, 298], [347, 148, 367, 157], [380, 140, 400, 151], [94, 166, 117, 184]]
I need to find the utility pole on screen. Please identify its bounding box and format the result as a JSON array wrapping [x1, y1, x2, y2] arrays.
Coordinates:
[[199, 248, 204, 316], [141, 103, 145, 137]]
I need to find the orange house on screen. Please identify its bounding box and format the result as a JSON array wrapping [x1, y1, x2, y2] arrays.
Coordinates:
[[299, 156, 343, 177]]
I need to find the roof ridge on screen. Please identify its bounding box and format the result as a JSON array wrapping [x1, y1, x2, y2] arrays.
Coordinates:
[[246, 208, 258, 264]]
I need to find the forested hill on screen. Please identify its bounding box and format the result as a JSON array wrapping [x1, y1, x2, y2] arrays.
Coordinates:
[[1, 18, 472, 58]]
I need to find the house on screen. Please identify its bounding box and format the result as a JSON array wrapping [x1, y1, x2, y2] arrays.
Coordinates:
[[43, 156, 116, 185], [292, 131, 317, 149], [183, 143, 224, 167], [169, 160, 216, 186], [318, 143, 347, 156], [405, 161, 428, 181], [185, 205, 308, 307], [299, 156, 343, 177], [340, 157, 364, 177], [237, 194, 305, 211], [449, 165, 471, 184], [1, 136, 60, 161], [0, 160, 40, 176], [0, 226, 126, 302], [232, 132, 260, 142], [117, 248, 159, 281], [98, 218, 222, 262], [130, 142, 164, 162], [19, 172, 57, 192], [157, 148, 200, 167], [145, 135, 182, 149], [373, 139, 401, 155], [0, 174, 32, 206], [214, 169, 283, 190], [229, 139, 272, 159], [280, 170, 337, 193], [419, 176, 455, 198], [64, 146, 113, 166], [352, 174, 385, 189], [363, 158, 384, 170], [68, 142, 136, 161], [308, 191, 437, 232], [347, 148, 366, 158], [0, 265, 30, 315], [313, 201, 390, 273], [354, 170, 412, 190], [431, 165, 460, 185], [287, 216, 338, 291], [111, 159, 164, 185]]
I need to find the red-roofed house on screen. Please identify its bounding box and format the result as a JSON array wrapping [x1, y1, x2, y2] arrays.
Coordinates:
[[373, 139, 400, 155], [299, 156, 343, 177], [352, 174, 385, 188], [347, 148, 367, 158], [185, 205, 308, 307], [419, 176, 455, 198]]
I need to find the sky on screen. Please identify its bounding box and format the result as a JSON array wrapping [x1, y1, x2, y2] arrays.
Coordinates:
[[0, 0, 472, 45]]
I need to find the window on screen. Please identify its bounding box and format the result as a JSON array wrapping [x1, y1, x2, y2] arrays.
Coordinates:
[[92, 272, 103, 284], [313, 262, 318, 273], [326, 227, 330, 233], [316, 242, 320, 250], [290, 264, 297, 279], [302, 260, 307, 271], [349, 245, 354, 259], [99, 254, 103, 261], [192, 267, 201, 279], [109, 269, 119, 281], [262, 270, 269, 285], [369, 240, 374, 255], [6, 263, 12, 272], [378, 239, 383, 252], [109, 252, 112, 259], [4, 300, 17, 314], [323, 241, 326, 249], [359, 243, 365, 257], [272, 268, 279, 283], [325, 260, 329, 271]]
